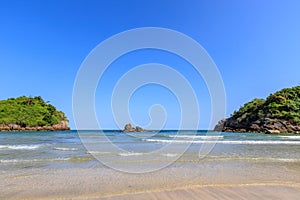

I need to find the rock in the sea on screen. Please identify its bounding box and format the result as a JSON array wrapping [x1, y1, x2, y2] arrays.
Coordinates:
[[123, 123, 134, 132], [135, 126, 144, 132], [122, 123, 148, 132]]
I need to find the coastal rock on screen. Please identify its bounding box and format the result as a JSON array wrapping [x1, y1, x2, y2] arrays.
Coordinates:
[[266, 129, 281, 134], [214, 119, 225, 132], [135, 126, 144, 132], [0, 121, 70, 132], [9, 123, 21, 130], [214, 86, 300, 134], [123, 123, 135, 132], [122, 123, 148, 132], [0, 124, 10, 131], [52, 120, 69, 130], [250, 123, 260, 130], [216, 117, 300, 134]]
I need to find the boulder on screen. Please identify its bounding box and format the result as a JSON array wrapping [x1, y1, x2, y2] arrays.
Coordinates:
[[136, 126, 144, 132], [123, 123, 134, 132], [8, 123, 21, 130], [52, 120, 70, 130]]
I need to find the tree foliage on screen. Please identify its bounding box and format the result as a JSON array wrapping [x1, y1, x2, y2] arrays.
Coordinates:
[[231, 86, 300, 125], [0, 96, 67, 127]]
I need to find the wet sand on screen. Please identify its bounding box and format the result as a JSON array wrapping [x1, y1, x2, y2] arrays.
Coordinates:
[[1, 160, 300, 199], [97, 185, 300, 200]]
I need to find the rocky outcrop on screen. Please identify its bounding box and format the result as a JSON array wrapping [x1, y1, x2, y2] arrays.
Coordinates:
[[135, 126, 144, 132], [215, 86, 300, 134], [215, 117, 300, 134], [122, 123, 148, 132], [0, 96, 70, 131], [123, 123, 134, 132], [0, 120, 70, 131]]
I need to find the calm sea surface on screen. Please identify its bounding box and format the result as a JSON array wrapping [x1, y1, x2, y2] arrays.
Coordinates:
[[1, 130, 300, 171]]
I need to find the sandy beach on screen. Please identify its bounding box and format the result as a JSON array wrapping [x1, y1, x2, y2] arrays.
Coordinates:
[[1, 160, 300, 199], [2, 0, 300, 199]]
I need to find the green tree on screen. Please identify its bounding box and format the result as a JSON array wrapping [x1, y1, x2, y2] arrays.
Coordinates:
[[0, 96, 68, 127]]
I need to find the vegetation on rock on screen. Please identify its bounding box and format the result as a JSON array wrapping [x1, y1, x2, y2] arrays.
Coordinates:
[[215, 86, 300, 133], [0, 96, 68, 127]]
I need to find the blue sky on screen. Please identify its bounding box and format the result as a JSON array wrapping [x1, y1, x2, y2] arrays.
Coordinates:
[[0, 0, 300, 129]]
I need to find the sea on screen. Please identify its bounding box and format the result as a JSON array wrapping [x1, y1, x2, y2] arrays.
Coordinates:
[[1, 130, 300, 172]]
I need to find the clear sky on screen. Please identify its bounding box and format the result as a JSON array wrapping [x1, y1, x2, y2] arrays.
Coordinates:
[[0, 0, 300, 129]]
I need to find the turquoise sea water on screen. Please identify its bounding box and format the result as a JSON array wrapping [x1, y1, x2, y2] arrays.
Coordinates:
[[1, 130, 300, 171]]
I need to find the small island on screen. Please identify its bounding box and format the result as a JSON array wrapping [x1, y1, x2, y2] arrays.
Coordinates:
[[0, 96, 70, 131], [215, 86, 300, 134], [121, 123, 149, 132]]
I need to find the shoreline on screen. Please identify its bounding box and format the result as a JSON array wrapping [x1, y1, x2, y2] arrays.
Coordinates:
[[1, 160, 300, 199], [1, 130, 300, 199]]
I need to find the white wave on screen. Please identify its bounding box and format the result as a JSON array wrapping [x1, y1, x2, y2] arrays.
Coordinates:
[[0, 158, 69, 163], [279, 136, 300, 139], [87, 151, 112, 155], [271, 158, 300, 162], [119, 152, 179, 157], [247, 157, 300, 162], [0, 144, 42, 150], [118, 152, 144, 156], [0, 159, 20, 163], [143, 139, 300, 145], [162, 153, 178, 157], [239, 157, 300, 162], [169, 135, 223, 139], [53, 147, 79, 151]]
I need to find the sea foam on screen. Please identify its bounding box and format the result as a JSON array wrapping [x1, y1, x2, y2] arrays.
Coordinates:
[[118, 152, 145, 156], [0, 158, 69, 163], [53, 147, 79, 151], [169, 135, 223, 139], [279, 136, 300, 139], [0, 144, 43, 150], [143, 139, 300, 145]]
